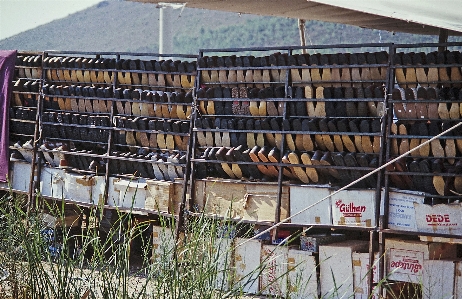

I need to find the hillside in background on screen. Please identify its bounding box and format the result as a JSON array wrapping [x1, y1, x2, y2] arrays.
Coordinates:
[[0, 0, 461, 54]]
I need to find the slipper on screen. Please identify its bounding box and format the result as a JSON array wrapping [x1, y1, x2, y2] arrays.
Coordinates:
[[355, 87, 368, 117], [447, 51, 462, 88], [231, 145, 249, 179], [389, 122, 399, 156], [349, 119, 363, 153], [442, 121, 456, 164], [305, 86, 316, 117], [330, 54, 341, 88], [270, 118, 283, 149], [298, 119, 313, 151], [418, 121, 430, 157], [429, 121, 445, 157], [357, 153, 378, 188], [319, 118, 335, 152], [345, 87, 358, 117], [216, 146, 236, 179], [292, 118, 304, 151], [415, 87, 428, 119], [337, 118, 356, 153], [331, 152, 351, 186], [398, 123, 410, 156], [409, 122, 421, 158], [258, 146, 279, 177], [225, 147, 242, 179], [235, 56, 245, 87], [249, 146, 272, 177], [309, 54, 322, 88], [281, 151, 299, 180], [289, 54, 302, 84], [367, 52, 381, 82], [364, 86, 378, 117], [241, 147, 263, 180], [408, 159, 425, 192], [402, 53, 417, 88], [413, 52, 428, 87], [338, 53, 351, 87], [341, 152, 362, 187], [221, 119, 231, 148], [323, 87, 336, 117], [437, 52, 451, 88], [392, 53, 406, 88], [254, 120, 265, 147], [287, 151, 310, 183], [419, 159, 437, 195], [371, 119, 382, 154], [269, 147, 294, 179], [314, 86, 326, 117], [349, 53, 362, 88], [283, 119, 296, 151], [449, 88, 460, 120], [301, 152, 318, 183], [432, 158, 446, 195], [358, 53, 371, 88], [320, 54, 332, 87], [261, 118, 276, 147], [327, 119, 343, 152]]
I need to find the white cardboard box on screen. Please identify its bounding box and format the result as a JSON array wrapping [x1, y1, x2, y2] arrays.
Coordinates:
[[387, 189, 425, 231], [414, 202, 462, 235], [385, 238, 457, 283], [287, 249, 318, 299], [151, 225, 175, 263], [260, 244, 288, 297], [352, 252, 381, 299], [233, 238, 262, 294], [331, 189, 376, 227], [290, 185, 332, 225], [40, 167, 65, 198], [319, 240, 369, 299], [11, 161, 32, 192], [64, 172, 105, 205], [213, 237, 233, 291], [422, 260, 455, 299], [454, 261, 462, 298], [108, 177, 147, 210]]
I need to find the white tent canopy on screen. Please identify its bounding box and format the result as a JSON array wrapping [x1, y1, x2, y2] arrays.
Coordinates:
[[132, 0, 462, 35]]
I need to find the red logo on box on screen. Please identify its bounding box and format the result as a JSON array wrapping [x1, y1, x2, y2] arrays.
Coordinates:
[[335, 199, 366, 217], [425, 214, 458, 226]]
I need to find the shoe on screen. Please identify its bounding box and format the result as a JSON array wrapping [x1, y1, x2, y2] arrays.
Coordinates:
[[337, 118, 356, 153], [287, 151, 310, 183], [319, 118, 335, 152], [308, 119, 326, 151], [327, 119, 343, 152]]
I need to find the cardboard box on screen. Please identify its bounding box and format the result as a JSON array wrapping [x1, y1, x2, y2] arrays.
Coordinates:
[[40, 167, 65, 198], [352, 252, 381, 299], [422, 260, 454, 299], [233, 238, 262, 294], [386, 189, 425, 231], [260, 245, 288, 297], [11, 161, 32, 192], [300, 233, 346, 253], [145, 179, 185, 215], [414, 202, 462, 235], [454, 261, 462, 298], [290, 185, 332, 225], [319, 240, 369, 298], [213, 237, 233, 291], [151, 225, 175, 263], [64, 172, 105, 205], [385, 238, 457, 283], [194, 179, 289, 222], [287, 249, 318, 299], [331, 189, 376, 227], [108, 177, 147, 210]]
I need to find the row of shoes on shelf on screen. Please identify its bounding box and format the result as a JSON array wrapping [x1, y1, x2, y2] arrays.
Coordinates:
[[390, 120, 462, 163], [113, 116, 190, 151], [393, 50, 462, 88], [15, 55, 42, 79], [195, 117, 381, 154], [43, 56, 196, 89], [195, 145, 378, 187], [9, 107, 36, 136], [387, 157, 462, 197], [42, 111, 110, 143], [196, 85, 384, 117], [198, 51, 389, 87]]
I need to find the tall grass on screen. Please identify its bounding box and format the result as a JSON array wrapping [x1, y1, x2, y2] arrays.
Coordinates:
[[0, 189, 270, 299]]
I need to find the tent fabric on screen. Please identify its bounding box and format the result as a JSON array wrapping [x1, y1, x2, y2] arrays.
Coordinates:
[[132, 0, 462, 35], [0, 50, 17, 182]]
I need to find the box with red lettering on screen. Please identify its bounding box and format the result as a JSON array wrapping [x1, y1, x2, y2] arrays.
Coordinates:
[[413, 202, 462, 235]]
